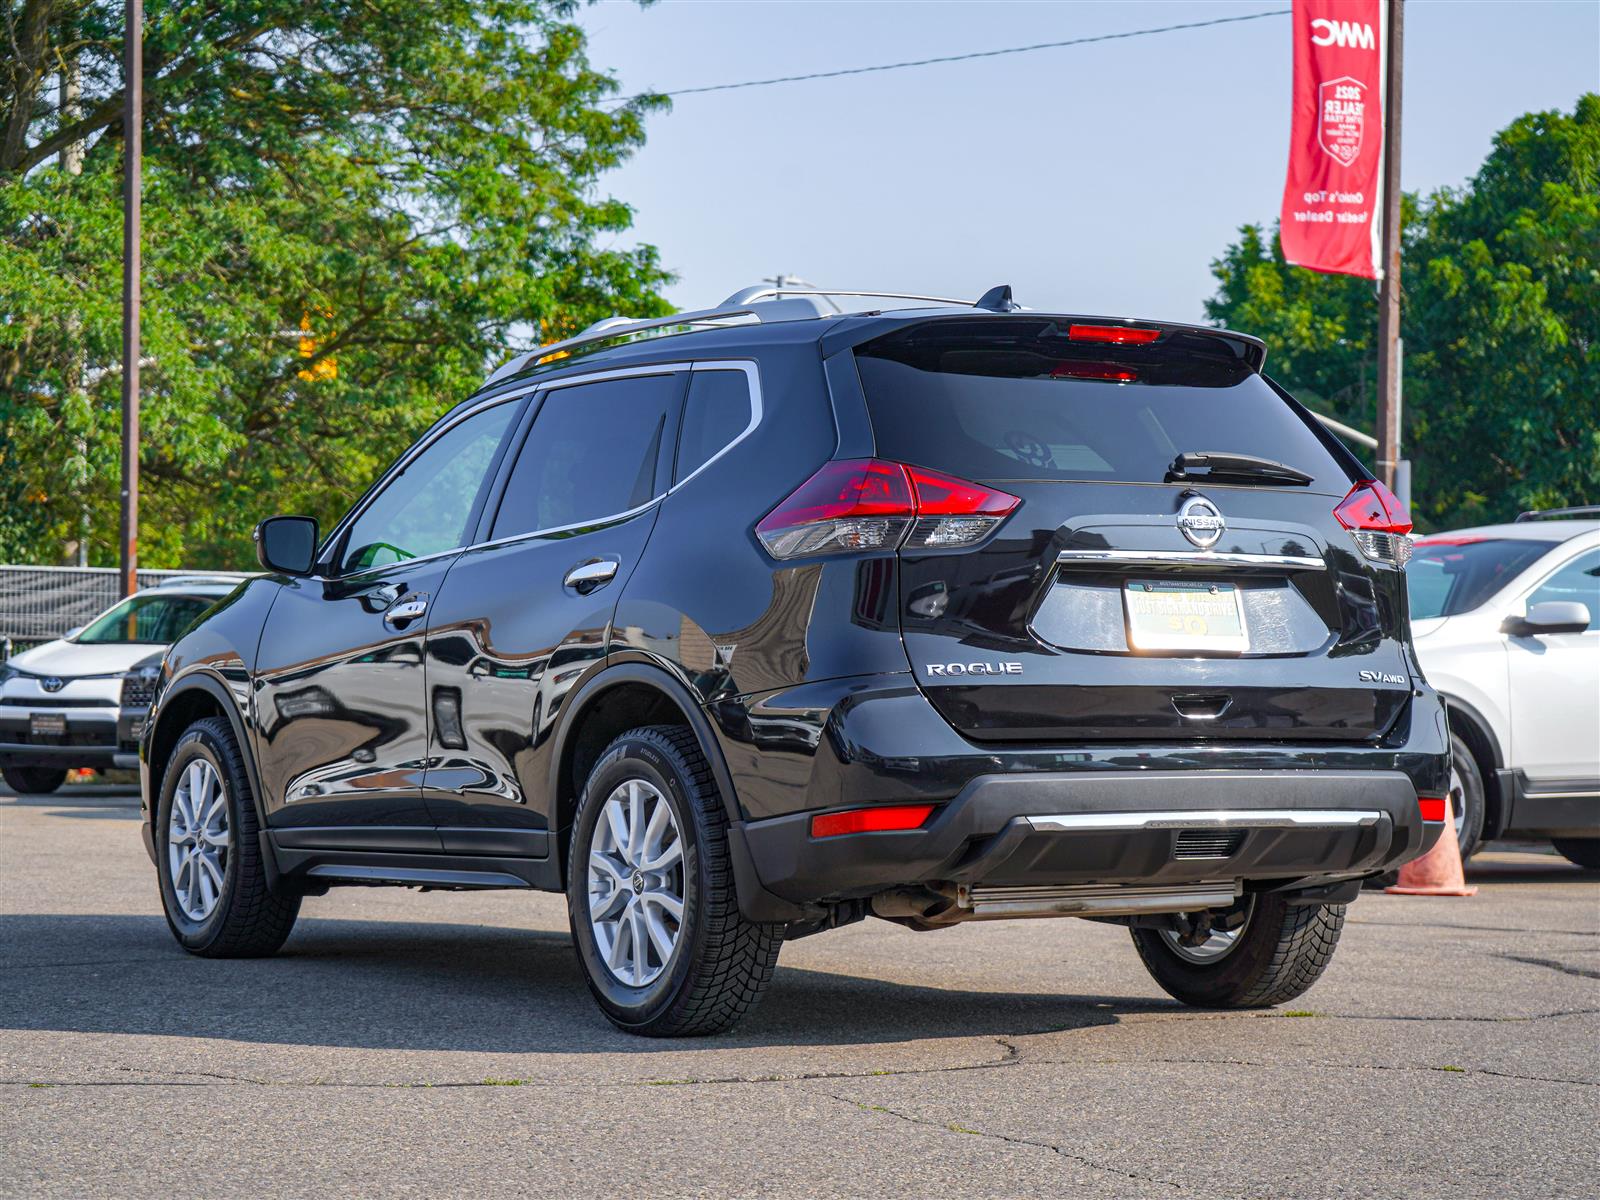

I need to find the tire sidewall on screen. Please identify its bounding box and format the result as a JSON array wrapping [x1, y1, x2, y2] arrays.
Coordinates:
[[156, 726, 243, 951], [1449, 733, 1487, 859], [1136, 893, 1294, 1006], [3, 765, 67, 795], [567, 736, 705, 1028]]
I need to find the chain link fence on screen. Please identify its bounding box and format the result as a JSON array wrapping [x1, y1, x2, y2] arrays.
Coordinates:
[[0, 566, 250, 653]]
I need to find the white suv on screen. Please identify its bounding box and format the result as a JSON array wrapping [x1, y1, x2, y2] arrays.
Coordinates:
[[0, 579, 237, 794], [1409, 513, 1600, 865]]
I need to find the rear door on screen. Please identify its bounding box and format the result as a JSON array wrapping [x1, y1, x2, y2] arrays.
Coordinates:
[[420, 367, 687, 849], [852, 318, 1411, 743]]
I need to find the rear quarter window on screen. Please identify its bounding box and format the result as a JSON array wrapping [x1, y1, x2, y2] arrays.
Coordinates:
[[854, 320, 1350, 490]]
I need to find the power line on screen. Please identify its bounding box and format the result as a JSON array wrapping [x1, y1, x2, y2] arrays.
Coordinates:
[[611, 8, 1291, 104]]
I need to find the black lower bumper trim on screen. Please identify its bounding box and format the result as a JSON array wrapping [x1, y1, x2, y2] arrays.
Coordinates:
[[740, 769, 1434, 905]]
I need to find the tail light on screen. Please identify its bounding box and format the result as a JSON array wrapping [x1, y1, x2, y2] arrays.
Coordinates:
[[1334, 480, 1414, 567], [756, 459, 1020, 559]]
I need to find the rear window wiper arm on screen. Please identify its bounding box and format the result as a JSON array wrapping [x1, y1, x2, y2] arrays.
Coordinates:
[[1166, 451, 1314, 486]]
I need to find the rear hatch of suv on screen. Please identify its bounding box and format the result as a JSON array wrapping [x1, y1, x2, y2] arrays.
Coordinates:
[[850, 316, 1414, 743]]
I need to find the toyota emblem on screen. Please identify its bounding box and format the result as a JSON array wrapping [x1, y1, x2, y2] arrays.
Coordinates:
[[41, 677, 66, 693], [1177, 496, 1225, 549]]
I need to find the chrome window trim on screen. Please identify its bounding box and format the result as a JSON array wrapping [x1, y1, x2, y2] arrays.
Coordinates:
[[324, 359, 762, 577], [1055, 549, 1327, 571], [667, 361, 762, 494], [1024, 809, 1383, 833]]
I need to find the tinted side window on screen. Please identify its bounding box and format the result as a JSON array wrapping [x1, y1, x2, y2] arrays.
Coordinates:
[[491, 373, 684, 540], [674, 369, 752, 484], [339, 401, 517, 573], [1526, 548, 1600, 630]]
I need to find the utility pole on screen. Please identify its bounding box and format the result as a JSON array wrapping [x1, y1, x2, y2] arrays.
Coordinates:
[[119, 0, 142, 598], [1374, 0, 1404, 493], [61, 46, 88, 567]]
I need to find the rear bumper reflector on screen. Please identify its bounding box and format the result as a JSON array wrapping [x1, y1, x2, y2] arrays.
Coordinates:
[[1416, 795, 1448, 823]]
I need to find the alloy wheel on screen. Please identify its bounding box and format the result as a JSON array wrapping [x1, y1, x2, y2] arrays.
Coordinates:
[[586, 778, 685, 987], [1159, 896, 1256, 964], [168, 759, 231, 922]]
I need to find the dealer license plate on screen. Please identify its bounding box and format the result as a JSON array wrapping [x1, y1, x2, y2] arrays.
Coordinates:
[[1125, 580, 1248, 653], [30, 712, 67, 739]]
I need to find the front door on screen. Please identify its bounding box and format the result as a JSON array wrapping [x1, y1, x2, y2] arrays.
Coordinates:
[[1506, 547, 1600, 786], [253, 396, 522, 833], [421, 368, 687, 851]]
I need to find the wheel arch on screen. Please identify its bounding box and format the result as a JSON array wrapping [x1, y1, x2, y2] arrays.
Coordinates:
[[1442, 693, 1507, 839], [148, 672, 271, 836], [547, 662, 740, 886]]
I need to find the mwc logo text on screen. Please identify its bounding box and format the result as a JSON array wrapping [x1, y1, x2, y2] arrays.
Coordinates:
[[1310, 19, 1376, 50]]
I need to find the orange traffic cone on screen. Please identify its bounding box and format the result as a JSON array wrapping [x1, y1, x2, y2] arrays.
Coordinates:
[[1387, 809, 1478, 897]]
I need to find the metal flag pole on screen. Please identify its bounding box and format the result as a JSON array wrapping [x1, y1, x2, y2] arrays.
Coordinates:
[[119, 0, 142, 598], [1374, 0, 1405, 493]]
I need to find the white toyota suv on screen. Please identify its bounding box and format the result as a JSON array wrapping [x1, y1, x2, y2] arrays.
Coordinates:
[[0, 579, 237, 795], [1409, 511, 1600, 865]]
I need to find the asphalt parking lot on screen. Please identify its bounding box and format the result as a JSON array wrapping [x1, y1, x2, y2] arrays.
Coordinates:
[[2, 782, 1596, 1199]]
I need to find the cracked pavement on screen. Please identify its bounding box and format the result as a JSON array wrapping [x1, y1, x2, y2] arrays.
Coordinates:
[[3, 785, 1597, 1198]]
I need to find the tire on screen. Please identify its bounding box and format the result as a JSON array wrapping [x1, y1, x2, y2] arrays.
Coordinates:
[[1448, 732, 1487, 859], [1551, 838, 1600, 870], [2, 766, 67, 795], [1131, 894, 1346, 1009], [566, 725, 782, 1037], [156, 717, 300, 957]]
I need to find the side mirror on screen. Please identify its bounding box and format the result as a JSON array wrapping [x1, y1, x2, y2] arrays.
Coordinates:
[[254, 516, 319, 576], [1501, 600, 1592, 637]]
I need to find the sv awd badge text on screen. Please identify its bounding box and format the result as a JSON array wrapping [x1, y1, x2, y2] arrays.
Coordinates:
[[927, 662, 1023, 677]]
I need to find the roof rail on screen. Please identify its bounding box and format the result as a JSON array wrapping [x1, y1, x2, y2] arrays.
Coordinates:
[[1515, 505, 1600, 522], [484, 284, 981, 386]]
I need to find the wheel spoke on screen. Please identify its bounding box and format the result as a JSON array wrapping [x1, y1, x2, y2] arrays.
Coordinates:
[[606, 907, 632, 974], [643, 907, 676, 962], [604, 799, 630, 858], [628, 906, 648, 984], [641, 888, 683, 922], [640, 797, 670, 862], [626, 781, 646, 865], [640, 838, 681, 873]]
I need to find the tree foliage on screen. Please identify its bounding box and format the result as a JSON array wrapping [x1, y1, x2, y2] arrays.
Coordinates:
[[1, 0, 669, 566], [1207, 95, 1599, 530]]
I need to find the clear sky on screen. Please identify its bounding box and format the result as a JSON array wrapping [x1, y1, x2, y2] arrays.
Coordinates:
[[580, 0, 1599, 323]]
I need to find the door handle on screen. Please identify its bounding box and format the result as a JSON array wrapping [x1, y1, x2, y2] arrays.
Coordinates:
[[384, 597, 429, 627], [564, 558, 619, 595]]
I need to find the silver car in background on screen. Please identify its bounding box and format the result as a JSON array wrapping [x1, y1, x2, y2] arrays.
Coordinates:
[[0, 579, 237, 794]]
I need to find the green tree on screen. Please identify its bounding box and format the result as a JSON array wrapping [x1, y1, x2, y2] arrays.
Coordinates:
[[0, 1, 670, 567], [1206, 95, 1599, 530]]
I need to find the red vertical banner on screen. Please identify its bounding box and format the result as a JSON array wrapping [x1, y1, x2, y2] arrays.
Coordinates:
[[1280, 0, 1387, 279]]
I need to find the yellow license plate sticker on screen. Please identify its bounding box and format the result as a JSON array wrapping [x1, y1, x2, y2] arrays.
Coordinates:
[[1125, 581, 1248, 652]]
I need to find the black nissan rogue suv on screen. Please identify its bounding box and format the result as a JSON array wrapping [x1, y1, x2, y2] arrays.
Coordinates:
[[139, 285, 1449, 1036]]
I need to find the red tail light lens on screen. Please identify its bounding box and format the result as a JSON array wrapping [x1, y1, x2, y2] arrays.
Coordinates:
[[1417, 794, 1448, 823], [757, 459, 1019, 559], [1068, 324, 1162, 345], [811, 804, 935, 838], [1334, 480, 1412, 533], [1334, 480, 1413, 567]]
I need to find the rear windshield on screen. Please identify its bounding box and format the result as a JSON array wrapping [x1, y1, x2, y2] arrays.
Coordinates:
[[854, 320, 1349, 489], [1408, 538, 1552, 619]]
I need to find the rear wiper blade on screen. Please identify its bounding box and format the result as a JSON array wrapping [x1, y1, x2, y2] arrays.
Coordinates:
[[1166, 451, 1314, 486]]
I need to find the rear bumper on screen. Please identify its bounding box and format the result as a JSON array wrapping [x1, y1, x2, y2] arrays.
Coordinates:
[[739, 768, 1440, 906]]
